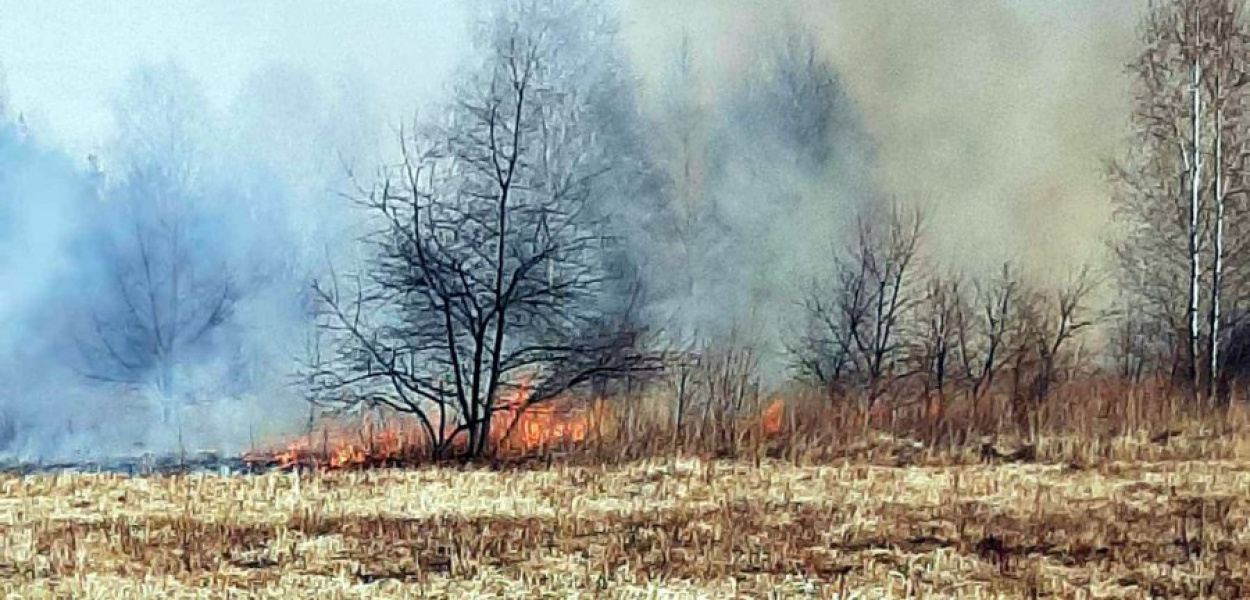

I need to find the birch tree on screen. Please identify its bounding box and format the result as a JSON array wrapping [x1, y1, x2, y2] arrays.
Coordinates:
[[1196, 0, 1250, 398], [1109, 0, 1250, 398]]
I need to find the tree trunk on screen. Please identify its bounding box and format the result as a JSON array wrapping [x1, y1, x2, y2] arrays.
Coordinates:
[[474, 405, 493, 458], [157, 359, 176, 426], [1209, 103, 1225, 401], [1187, 58, 1204, 394]]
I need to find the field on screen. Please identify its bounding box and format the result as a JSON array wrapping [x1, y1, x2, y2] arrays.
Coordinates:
[[1, 425, 1248, 599]]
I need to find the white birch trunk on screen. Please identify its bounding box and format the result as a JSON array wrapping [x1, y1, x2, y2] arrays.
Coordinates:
[[1210, 103, 1224, 400], [1188, 58, 1203, 390]]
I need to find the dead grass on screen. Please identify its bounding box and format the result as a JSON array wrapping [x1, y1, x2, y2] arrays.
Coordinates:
[[585, 378, 1250, 467], [1, 447, 1248, 598], [3, 382, 1249, 598]]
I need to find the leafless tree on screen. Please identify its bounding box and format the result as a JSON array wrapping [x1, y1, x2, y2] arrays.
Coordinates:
[[654, 32, 711, 305], [1110, 0, 1250, 398], [1197, 0, 1250, 398], [954, 263, 1021, 411], [1008, 269, 1098, 438], [75, 64, 239, 426], [79, 164, 235, 419], [307, 11, 660, 459], [906, 262, 1033, 439], [793, 202, 925, 408], [667, 350, 697, 440], [792, 278, 860, 391], [907, 273, 965, 440], [1107, 293, 1153, 383], [662, 331, 763, 451]]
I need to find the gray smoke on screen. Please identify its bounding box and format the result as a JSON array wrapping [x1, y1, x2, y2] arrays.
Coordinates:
[[0, 59, 390, 460], [0, 0, 1141, 459]]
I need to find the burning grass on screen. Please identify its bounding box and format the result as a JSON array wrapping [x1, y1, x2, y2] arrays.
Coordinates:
[[242, 397, 619, 471], [4, 382, 1250, 598]]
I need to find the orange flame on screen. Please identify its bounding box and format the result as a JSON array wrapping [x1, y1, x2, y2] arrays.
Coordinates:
[[245, 394, 789, 470], [273, 439, 307, 469], [245, 393, 788, 469], [244, 413, 425, 470], [762, 399, 784, 436], [493, 374, 603, 453], [248, 381, 799, 469], [244, 375, 611, 469]]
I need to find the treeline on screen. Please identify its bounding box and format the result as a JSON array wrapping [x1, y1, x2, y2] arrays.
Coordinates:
[[787, 204, 1097, 436], [2, 0, 1244, 460], [300, 1, 875, 457], [768, 0, 1250, 442]]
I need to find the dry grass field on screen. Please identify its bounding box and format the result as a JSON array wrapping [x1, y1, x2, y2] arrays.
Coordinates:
[[1, 426, 1248, 599]]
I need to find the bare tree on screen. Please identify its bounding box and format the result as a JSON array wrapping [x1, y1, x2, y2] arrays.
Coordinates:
[[955, 263, 1020, 410], [1197, 0, 1250, 399], [75, 63, 240, 426], [307, 9, 659, 459], [793, 202, 925, 408], [653, 32, 712, 307], [1110, 0, 1250, 398], [1008, 269, 1098, 438], [80, 164, 235, 418], [667, 350, 697, 441], [847, 204, 925, 406], [661, 330, 763, 452], [910, 272, 964, 439], [1107, 292, 1154, 383], [791, 274, 861, 391], [1188, 26, 1204, 393]]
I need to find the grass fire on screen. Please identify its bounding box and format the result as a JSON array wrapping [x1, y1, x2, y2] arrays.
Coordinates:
[[4, 392, 1250, 598], [3, 0, 1250, 598], [244, 386, 619, 471]]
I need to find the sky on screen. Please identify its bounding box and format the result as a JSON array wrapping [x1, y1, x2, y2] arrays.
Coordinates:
[[0, 0, 470, 158]]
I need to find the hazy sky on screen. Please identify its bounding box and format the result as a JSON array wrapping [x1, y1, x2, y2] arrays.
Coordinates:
[[0, 0, 470, 157]]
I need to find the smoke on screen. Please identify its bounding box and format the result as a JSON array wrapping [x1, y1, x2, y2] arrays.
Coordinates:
[[623, 0, 1139, 277], [617, 7, 877, 379], [0, 60, 393, 460], [807, 0, 1140, 277], [0, 0, 1145, 457], [0, 118, 102, 456], [610, 0, 1143, 378]]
